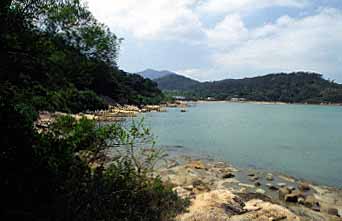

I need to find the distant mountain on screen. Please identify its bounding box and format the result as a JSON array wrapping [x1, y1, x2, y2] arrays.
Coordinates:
[[154, 74, 200, 91], [158, 72, 342, 104], [137, 69, 175, 80]]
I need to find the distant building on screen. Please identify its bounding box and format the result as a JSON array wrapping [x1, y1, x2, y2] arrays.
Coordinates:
[[207, 97, 215, 101], [230, 97, 247, 102]]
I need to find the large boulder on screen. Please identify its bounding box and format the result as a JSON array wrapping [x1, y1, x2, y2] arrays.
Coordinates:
[[176, 190, 300, 221], [176, 189, 245, 221], [231, 199, 300, 221]]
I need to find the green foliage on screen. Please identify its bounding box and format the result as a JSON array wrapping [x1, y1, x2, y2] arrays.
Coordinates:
[[155, 74, 200, 91], [0, 100, 188, 220], [1, 0, 162, 114], [163, 72, 342, 103]]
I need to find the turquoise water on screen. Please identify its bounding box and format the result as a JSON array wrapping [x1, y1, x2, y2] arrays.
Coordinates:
[[142, 102, 342, 187]]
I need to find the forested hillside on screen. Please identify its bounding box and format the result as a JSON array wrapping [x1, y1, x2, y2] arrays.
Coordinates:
[[0, 1, 187, 220], [0, 0, 163, 113], [155, 74, 200, 91], [158, 72, 342, 103]]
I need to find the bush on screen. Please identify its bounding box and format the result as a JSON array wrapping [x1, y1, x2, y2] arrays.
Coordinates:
[[0, 101, 188, 220]]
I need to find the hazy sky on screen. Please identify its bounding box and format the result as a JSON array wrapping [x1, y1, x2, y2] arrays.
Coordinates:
[[87, 0, 342, 82]]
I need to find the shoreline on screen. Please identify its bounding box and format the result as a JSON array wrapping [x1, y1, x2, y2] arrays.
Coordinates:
[[156, 152, 342, 220], [193, 100, 342, 106]]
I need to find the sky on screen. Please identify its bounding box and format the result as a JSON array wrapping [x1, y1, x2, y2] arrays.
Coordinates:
[[86, 0, 342, 82]]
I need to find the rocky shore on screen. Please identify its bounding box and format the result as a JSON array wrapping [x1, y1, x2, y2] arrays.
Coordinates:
[[157, 155, 342, 221], [35, 102, 190, 127]]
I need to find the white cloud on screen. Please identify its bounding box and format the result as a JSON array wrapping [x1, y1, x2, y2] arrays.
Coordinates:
[[86, 0, 203, 40], [86, 0, 342, 81], [211, 8, 342, 80], [198, 0, 309, 14], [205, 14, 248, 49]]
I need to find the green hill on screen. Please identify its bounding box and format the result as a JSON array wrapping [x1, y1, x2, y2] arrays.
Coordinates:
[[160, 72, 342, 103], [154, 74, 200, 91]]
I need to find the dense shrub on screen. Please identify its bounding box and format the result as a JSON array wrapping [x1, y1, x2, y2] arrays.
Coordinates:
[[0, 94, 188, 220]]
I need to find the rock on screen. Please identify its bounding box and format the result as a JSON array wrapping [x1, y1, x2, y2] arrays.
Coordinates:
[[279, 187, 291, 200], [327, 208, 340, 217], [239, 183, 256, 189], [256, 188, 266, 194], [167, 160, 179, 168], [254, 181, 261, 187], [229, 199, 300, 221], [192, 180, 210, 192], [266, 173, 274, 181], [186, 160, 207, 170], [304, 195, 320, 211], [173, 186, 193, 199], [213, 161, 227, 168], [222, 172, 235, 179], [183, 185, 194, 191], [277, 183, 287, 188], [267, 183, 279, 191], [249, 176, 259, 181], [243, 199, 263, 212], [298, 197, 305, 205], [176, 189, 245, 220], [248, 173, 256, 177], [287, 186, 296, 191], [278, 175, 296, 183], [298, 182, 310, 192], [311, 204, 321, 212], [284, 193, 299, 203]]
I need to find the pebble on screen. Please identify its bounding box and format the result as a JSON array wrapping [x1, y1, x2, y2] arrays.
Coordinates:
[[256, 188, 266, 194], [266, 174, 274, 181], [239, 183, 256, 189], [277, 183, 287, 188]]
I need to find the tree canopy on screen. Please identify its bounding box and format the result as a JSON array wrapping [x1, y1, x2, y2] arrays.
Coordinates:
[[1, 0, 163, 113]]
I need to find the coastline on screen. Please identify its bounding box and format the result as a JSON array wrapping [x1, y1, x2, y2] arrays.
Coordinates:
[[156, 151, 342, 220], [194, 100, 342, 106]]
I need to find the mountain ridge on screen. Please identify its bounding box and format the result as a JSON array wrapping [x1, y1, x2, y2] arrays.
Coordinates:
[[139, 70, 342, 103]]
